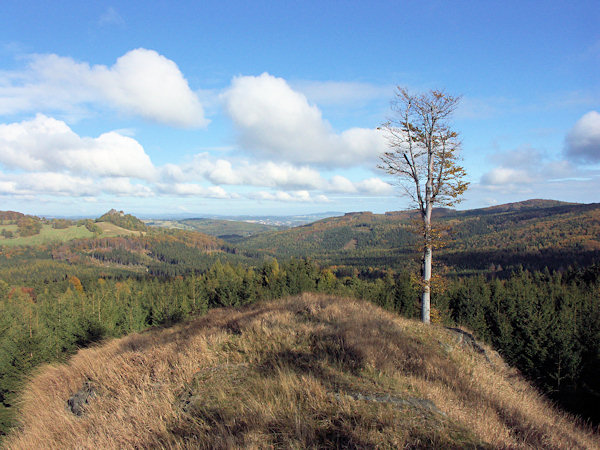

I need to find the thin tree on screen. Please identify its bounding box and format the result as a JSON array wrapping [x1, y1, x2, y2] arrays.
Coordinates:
[[378, 88, 468, 323]]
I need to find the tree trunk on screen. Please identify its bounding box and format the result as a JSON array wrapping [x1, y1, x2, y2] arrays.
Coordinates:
[[421, 201, 433, 324], [421, 245, 432, 323]]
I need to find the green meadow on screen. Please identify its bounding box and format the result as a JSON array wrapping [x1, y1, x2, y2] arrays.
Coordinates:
[[0, 224, 94, 247]]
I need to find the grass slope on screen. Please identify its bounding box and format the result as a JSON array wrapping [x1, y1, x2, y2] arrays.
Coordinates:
[[0, 222, 143, 247], [6, 294, 597, 448], [0, 224, 93, 247]]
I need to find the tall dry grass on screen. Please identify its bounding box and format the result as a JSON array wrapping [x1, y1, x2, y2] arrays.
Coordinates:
[[5, 293, 599, 449]]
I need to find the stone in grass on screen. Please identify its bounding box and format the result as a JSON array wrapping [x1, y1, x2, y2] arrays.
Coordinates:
[[66, 380, 96, 416]]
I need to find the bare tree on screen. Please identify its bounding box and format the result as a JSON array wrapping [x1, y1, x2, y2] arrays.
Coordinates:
[[378, 88, 468, 323]]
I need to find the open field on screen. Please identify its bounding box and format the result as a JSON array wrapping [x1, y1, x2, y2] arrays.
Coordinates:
[[0, 224, 93, 247], [0, 222, 144, 247]]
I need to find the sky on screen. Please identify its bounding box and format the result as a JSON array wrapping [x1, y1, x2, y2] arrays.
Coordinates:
[[0, 0, 598, 217]]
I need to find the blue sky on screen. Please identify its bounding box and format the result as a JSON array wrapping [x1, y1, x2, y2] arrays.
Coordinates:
[[0, 1, 598, 217]]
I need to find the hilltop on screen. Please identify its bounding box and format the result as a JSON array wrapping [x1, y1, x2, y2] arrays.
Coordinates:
[[5, 294, 597, 448], [96, 209, 147, 232], [0, 210, 147, 247]]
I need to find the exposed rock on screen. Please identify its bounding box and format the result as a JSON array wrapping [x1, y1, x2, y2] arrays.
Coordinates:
[[66, 380, 96, 416], [444, 327, 506, 368], [334, 391, 445, 416], [445, 327, 487, 356]]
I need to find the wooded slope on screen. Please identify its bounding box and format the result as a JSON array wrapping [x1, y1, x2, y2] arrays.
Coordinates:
[[235, 200, 600, 273]]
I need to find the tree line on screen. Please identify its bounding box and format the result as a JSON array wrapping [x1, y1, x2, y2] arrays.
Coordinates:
[[0, 257, 413, 435], [2, 256, 599, 433]]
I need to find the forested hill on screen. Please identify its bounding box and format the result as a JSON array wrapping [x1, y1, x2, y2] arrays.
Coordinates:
[[97, 209, 147, 231], [0, 211, 28, 221], [235, 199, 600, 274]]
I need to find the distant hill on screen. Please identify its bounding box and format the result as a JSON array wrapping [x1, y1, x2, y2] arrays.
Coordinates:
[[97, 209, 147, 232], [235, 199, 600, 274], [46, 227, 239, 279], [0, 212, 148, 248], [475, 198, 575, 214], [6, 294, 597, 448], [0, 211, 27, 222], [146, 217, 280, 240]]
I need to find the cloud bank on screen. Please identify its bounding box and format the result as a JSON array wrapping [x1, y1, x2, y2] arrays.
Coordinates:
[[0, 114, 393, 202]]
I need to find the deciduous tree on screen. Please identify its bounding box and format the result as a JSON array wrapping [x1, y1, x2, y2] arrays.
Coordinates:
[[379, 88, 468, 323]]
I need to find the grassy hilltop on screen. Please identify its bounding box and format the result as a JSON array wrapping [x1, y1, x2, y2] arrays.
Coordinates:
[[5, 294, 598, 449]]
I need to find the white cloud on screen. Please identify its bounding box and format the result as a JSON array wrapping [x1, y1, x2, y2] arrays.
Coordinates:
[[0, 49, 208, 127], [0, 170, 156, 198], [328, 175, 357, 193], [223, 73, 386, 166], [0, 180, 17, 194], [478, 144, 598, 198], [175, 154, 325, 189], [480, 167, 532, 186], [0, 114, 157, 179], [565, 111, 600, 163], [249, 190, 329, 203], [156, 183, 230, 198], [355, 177, 394, 195], [0, 114, 393, 203], [100, 178, 153, 197], [164, 153, 393, 196], [2, 172, 95, 197]]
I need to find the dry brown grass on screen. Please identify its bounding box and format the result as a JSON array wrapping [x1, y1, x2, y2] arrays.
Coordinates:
[[5, 293, 599, 449]]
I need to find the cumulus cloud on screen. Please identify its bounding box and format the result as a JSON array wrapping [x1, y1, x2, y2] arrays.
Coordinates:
[[162, 153, 393, 195], [328, 175, 357, 193], [565, 111, 600, 163], [0, 114, 157, 179], [480, 167, 533, 186], [355, 177, 395, 195], [0, 49, 208, 127], [223, 73, 386, 166]]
